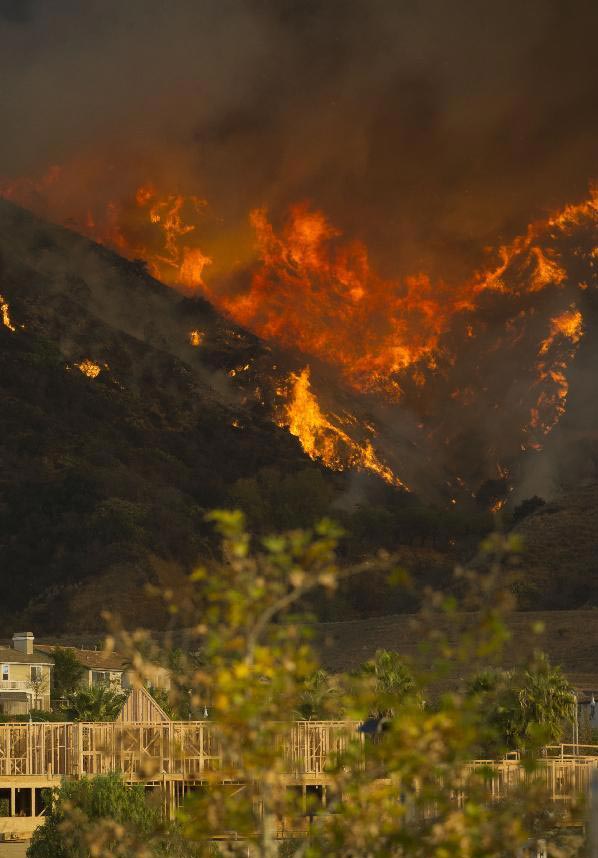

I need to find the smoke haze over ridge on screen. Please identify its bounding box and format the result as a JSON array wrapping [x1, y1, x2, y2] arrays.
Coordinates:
[[1, 0, 597, 282]]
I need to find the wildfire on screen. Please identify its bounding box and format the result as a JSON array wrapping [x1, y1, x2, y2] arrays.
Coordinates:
[[277, 367, 408, 489], [527, 308, 584, 441], [2, 168, 594, 400], [0, 295, 16, 332], [1, 162, 596, 491], [538, 308, 583, 355], [75, 359, 102, 378], [211, 204, 475, 396]]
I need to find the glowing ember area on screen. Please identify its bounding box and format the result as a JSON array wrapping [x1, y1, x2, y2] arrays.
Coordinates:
[[3, 167, 595, 403], [1, 164, 596, 488], [75, 359, 102, 378], [538, 309, 583, 355], [527, 308, 584, 444], [133, 184, 213, 290], [214, 204, 474, 396], [211, 192, 595, 397], [0, 169, 213, 295], [277, 367, 408, 489], [0, 295, 16, 332]]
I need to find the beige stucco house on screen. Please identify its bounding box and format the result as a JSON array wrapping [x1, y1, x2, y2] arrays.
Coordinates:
[[0, 633, 52, 715], [37, 645, 171, 693]]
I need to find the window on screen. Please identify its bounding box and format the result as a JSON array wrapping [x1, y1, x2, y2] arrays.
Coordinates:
[[1, 664, 8, 682], [91, 671, 111, 686], [30, 665, 42, 683]]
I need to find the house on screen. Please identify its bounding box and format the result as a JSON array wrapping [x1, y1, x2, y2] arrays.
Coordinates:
[[36, 644, 171, 693], [0, 633, 52, 715]]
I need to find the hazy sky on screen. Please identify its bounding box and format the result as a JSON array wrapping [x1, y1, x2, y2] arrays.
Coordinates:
[[1, 0, 597, 279]]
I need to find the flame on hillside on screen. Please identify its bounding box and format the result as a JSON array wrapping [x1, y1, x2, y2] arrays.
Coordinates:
[[1, 295, 16, 332], [75, 359, 102, 378], [1, 163, 596, 493], [526, 308, 584, 446], [277, 367, 408, 489]]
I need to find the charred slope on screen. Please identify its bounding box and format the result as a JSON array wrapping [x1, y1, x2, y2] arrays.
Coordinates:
[[0, 200, 352, 630], [2, 199, 596, 632]]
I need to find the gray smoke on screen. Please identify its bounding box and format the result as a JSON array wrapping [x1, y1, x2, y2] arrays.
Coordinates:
[[1, 0, 597, 282]]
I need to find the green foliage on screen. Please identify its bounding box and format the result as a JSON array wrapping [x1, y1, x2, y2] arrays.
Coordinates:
[[51, 647, 86, 700], [62, 685, 128, 722], [102, 517, 581, 858], [148, 685, 180, 720], [359, 649, 419, 717], [295, 669, 344, 720], [517, 654, 576, 744], [27, 773, 160, 858], [42, 517, 584, 857], [229, 466, 336, 532], [91, 498, 148, 543], [467, 654, 576, 752], [0, 709, 65, 723]]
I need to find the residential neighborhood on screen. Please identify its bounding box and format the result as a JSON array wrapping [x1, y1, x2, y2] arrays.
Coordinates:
[[0, 635, 52, 716], [0, 633, 170, 716]]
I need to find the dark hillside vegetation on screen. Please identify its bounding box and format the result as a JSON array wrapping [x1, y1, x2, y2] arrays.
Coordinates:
[[0, 199, 596, 631], [0, 200, 491, 630]]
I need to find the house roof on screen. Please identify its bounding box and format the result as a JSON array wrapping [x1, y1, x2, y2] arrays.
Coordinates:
[[0, 646, 53, 665], [36, 645, 128, 671]]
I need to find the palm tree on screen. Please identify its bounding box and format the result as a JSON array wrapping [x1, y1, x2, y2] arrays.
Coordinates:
[[63, 685, 129, 721], [295, 669, 343, 720], [469, 655, 576, 750], [360, 650, 419, 717], [517, 653, 576, 744]]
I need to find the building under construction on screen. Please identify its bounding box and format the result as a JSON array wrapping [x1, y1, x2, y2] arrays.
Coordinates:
[[1, 688, 598, 842]]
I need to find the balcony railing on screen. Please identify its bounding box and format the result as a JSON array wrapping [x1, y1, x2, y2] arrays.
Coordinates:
[[0, 680, 32, 692]]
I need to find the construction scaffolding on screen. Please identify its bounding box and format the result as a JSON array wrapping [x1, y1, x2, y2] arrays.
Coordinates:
[[2, 712, 598, 841]]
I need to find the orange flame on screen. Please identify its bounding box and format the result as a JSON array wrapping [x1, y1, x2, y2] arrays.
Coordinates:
[[277, 367, 409, 491], [277, 367, 408, 489], [1, 294, 16, 333], [527, 307, 584, 442], [212, 203, 476, 396], [75, 359, 102, 378], [1, 164, 596, 484]]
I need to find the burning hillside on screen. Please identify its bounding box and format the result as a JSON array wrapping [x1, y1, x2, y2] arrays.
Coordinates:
[[1, 163, 596, 499]]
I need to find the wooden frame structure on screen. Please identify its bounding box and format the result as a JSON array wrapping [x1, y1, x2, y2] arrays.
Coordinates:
[[0, 720, 359, 781], [0, 719, 360, 839], [2, 719, 598, 841]]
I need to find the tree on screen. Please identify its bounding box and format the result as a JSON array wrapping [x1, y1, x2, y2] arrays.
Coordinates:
[[26, 772, 190, 858], [63, 685, 128, 722], [512, 495, 546, 524], [468, 655, 575, 751], [359, 649, 419, 717], [295, 669, 344, 720], [517, 653, 576, 744], [51, 648, 85, 701], [49, 519, 582, 857], [26, 670, 50, 710]]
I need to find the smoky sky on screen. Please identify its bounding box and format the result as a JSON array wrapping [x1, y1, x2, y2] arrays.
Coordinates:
[[1, 0, 597, 281]]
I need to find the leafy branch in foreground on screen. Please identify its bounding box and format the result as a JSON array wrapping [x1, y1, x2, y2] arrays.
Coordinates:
[[39, 515, 583, 858]]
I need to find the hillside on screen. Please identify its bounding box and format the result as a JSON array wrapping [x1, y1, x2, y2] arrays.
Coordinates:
[[1, 198, 597, 633], [0, 199, 349, 630], [512, 484, 598, 609], [316, 608, 598, 694], [2, 199, 485, 631]]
